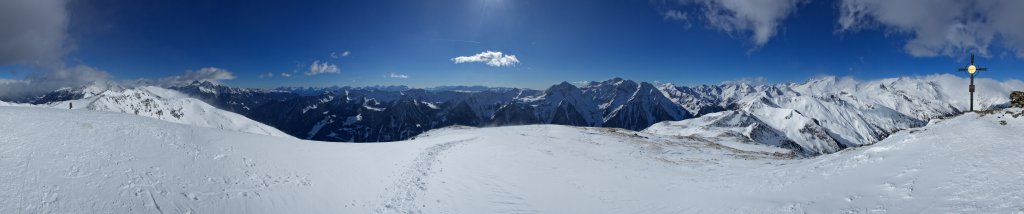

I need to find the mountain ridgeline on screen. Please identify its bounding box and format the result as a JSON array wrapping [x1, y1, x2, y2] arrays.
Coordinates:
[[20, 75, 1022, 156], [169, 78, 694, 142]]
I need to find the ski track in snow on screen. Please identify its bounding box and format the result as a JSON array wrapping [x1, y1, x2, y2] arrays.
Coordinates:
[[377, 137, 475, 213]]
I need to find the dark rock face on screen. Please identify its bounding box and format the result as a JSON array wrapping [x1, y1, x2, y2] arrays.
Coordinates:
[[1011, 91, 1024, 108], [490, 102, 542, 126], [600, 83, 691, 131]]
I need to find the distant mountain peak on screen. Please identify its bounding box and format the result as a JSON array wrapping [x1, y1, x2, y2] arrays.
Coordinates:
[[547, 81, 580, 93]]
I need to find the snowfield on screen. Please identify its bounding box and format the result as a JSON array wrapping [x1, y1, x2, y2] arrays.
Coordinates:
[[2, 106, 1023, 213]]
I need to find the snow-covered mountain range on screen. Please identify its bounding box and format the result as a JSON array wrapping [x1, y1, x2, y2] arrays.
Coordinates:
[[653, 74, 1022, 155], [168, 81, 298, 115], [166, 78, 695, 142], [10, 74, 1022, 155]]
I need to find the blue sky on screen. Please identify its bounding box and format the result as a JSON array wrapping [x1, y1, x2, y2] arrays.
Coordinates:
[[2, 0, 1023, 89]]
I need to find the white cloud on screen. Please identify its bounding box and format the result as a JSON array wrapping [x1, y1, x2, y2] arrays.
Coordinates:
[[721, 76, 769, 85], [663, 9, 688, 22], [838, 0, 1024, 58], [0, 0, 152, 98], [161, 67, 236, 85], [0, 64, 111, 99], [662, 9, 693, 29], [0, 0, 69, 66], [258, 72, 273, 78], [331, 51, 350, 59], [39, 64, 111, 83], [280, 72, 291, 77], [452, 51, 520, 67], [662, 0, 805, 47], [386, 73, 409, 79], [306, 60, 339, 76], [571, 81, 593, 87]]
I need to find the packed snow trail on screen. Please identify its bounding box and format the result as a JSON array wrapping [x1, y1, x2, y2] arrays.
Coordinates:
[[1, 106, 1023, 213], [377, 136, 474, 213]]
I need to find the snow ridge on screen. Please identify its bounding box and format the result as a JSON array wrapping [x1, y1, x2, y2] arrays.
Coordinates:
[[36, 83, 292, 138]]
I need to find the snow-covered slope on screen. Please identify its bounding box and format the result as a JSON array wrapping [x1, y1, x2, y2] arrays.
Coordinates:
[[657, 74, 1024, 155], [40, 84, 291, 138], [3, 106, 1022, 213], [0, 100, 29, 107], [644, 110, 798, 154]]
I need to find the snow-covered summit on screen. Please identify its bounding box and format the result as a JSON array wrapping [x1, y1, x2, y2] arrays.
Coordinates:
[[536, 81, 604, 126], [33, 83, 292, 138]]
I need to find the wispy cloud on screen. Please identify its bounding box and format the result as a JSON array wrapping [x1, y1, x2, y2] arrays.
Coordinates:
[[0, 0, 127, 99], [570, 81, 594, 87], [721, 76, 769, 85], [385, 73, 409, 79], [663, 9, 688, 21], [161, 67, 236, 85], [0, 65, 112, 99], [258, 72, 274, 78], [306, 60, 339, 76], [280, 72, 291, 77], [837, 0, 1024, 58], [330, 51, 350, 59], [661, 0, 806, 48], [452, 51, 520, 67]]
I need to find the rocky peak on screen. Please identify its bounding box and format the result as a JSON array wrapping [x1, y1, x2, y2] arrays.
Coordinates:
[[548, 81, 578, 92]]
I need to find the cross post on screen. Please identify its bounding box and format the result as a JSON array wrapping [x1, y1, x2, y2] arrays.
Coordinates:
[[957, 54, 989, 112]]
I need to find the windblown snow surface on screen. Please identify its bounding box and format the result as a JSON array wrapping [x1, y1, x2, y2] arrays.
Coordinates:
[[2, 106, 1022, 213]]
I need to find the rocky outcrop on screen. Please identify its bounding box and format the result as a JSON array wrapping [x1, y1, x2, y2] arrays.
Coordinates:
[[1011, 91, 1024, 108]]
